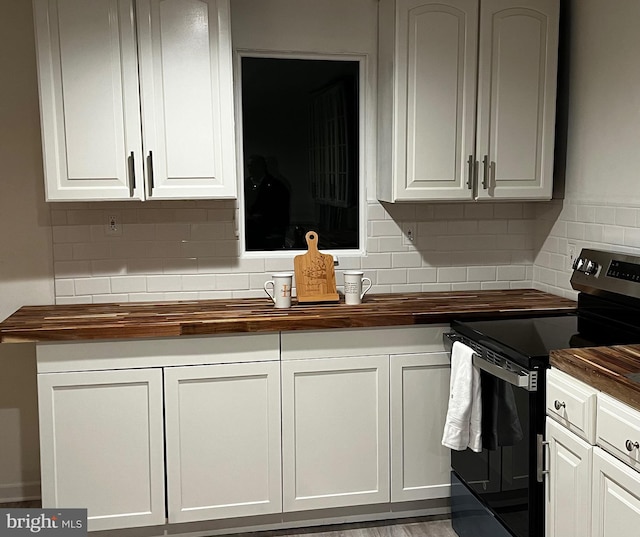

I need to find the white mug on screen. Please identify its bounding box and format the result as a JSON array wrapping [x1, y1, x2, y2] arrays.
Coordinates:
[[343, 271, 372, 305], [264, 273, 293, 308]]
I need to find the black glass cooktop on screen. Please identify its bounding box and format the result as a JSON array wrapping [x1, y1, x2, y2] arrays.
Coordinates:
[[451, 315, 582, 367]]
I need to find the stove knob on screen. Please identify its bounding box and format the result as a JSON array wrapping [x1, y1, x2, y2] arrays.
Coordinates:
[[572, 257, 585, 271], [584, 260, 599, 275]]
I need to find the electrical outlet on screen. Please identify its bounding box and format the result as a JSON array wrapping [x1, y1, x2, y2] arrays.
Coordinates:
[[106, 214, 121, 236], [402, 222, 417, 246], [567, 243, 576, 270]]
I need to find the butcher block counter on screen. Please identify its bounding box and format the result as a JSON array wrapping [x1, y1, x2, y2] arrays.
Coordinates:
[[0, 289, 576, 343], [551, 345, 640, 412]]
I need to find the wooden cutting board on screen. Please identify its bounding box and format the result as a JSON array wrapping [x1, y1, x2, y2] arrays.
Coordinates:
[[294, 231, 339, 303]]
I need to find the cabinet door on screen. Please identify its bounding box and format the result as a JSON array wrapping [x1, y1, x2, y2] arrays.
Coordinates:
[[475, 0, 559, 200], [33, 0, 144, 201], [545, 418, 593, 537], [164, 361, 282, 523], [136, 0, 237, 199], [390, 352, 450, 502], [282, 355, 390, 511], [592, 448, 640, 536], [38, 369, 165, 531], [388, 0, 478, 201]]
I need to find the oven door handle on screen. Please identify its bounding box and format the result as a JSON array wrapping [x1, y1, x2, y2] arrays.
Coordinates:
[[472, 355, 530, 389]]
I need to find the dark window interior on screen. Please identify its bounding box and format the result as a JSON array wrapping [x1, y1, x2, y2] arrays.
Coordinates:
[[241, 57, 360, 252]]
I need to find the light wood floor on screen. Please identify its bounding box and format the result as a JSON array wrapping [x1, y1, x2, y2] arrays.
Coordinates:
[[0, 502, 456, 537], [265, 519, 457, 537]]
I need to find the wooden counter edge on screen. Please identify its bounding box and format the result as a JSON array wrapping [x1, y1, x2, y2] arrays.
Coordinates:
[[551, 348, 640, 412]]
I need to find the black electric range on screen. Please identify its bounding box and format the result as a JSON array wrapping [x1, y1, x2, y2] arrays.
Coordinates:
[[445, 248, 640, 537]]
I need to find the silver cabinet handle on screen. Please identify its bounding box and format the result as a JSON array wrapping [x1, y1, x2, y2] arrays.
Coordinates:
[[467, 154, 474, 190], [128, 151, 136, 197], [482, 155, 489, 189], [537, 434, 550, 483], [625, 439, 640, 451], [147, 151, 155, 193], [554, 400, 566, 411]]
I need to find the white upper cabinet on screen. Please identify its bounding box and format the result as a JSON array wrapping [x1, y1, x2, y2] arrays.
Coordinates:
[[475, 0, 559, 200], [377, 0, 559, 202], [378, 0, 478, 202], [33, 0, 237, 201]]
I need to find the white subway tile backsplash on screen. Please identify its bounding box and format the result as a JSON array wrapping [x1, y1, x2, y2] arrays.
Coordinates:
[[433, 204, 464, 220], [594, 206, 616, 224], [110, 276, 147, 294], [56, 296, 91, 305], [616, 207, 637, 227], [91, 259, 127, 276], [55, 198, 618, 303], [370, 220, 402, 237], [362, 253, 392, 269], [182, 274, 217, 291], [216, 274, 250, 290], [53, 243, 73, 261], [93, 294, 129, 303], [55, 279, 75, 296], [624, 227, 640, 248], [464, 204, 494, 219], [576, 205, 596, 223], [407, 267, 437, 283], [447, 221, 478, 235], [147, 275, 182, 293], [493, 203, 523, 219], [496, 265, 526, 281], [421, 283, 453, 292], [163, 258, 199, 274], [376, 269, 407, 285], [437, 267, 467, 283], [54, 261, 91, 278], [392, 252, 423, 268], [128, 292, 168, 302], [378, 236, 407, 252], [481, 281, 510, 290], [75, 277, 111, 296], [120, 223, 155, 241], [391, 283, 422, 293], [467, 266, 497, 281], [584, 223, 603, 242], [451, 282, 481, 291]]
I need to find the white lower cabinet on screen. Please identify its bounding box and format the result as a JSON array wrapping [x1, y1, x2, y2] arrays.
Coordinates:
[[281, 355, 390, 511], [546, 367, 640, 537], [390, 352, 451, 502], [545, 417, 593, 537], [592, 448, 640, 535], [38, 369, 166, 531], [36, 327, 451, 532], [164, 362, 282, 523]]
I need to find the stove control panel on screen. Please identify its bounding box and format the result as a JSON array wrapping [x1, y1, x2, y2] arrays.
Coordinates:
[[606, 259, 640, 282], [572, 248, 640, 299]]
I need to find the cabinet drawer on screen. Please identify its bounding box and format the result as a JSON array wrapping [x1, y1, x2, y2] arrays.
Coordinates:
[[547, 368, 598, 444], [597, 392, 640, 471]]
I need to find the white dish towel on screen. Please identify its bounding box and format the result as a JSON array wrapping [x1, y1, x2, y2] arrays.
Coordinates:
[[441, 341, 482, 453]]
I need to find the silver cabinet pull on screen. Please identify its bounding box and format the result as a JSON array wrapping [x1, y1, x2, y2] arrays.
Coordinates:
[[537, 434, 550, 483], [128, 151, 136, 197], [554, 400, 566, 411], [467, 155, 474, 190], [147, 151, 155, 193], [625, 439, 640, 451], [482, 155, 489, 189]]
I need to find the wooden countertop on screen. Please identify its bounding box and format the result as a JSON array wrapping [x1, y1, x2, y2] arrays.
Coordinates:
[[551, 346, 640, 412], [0, 289, 575, 343]]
